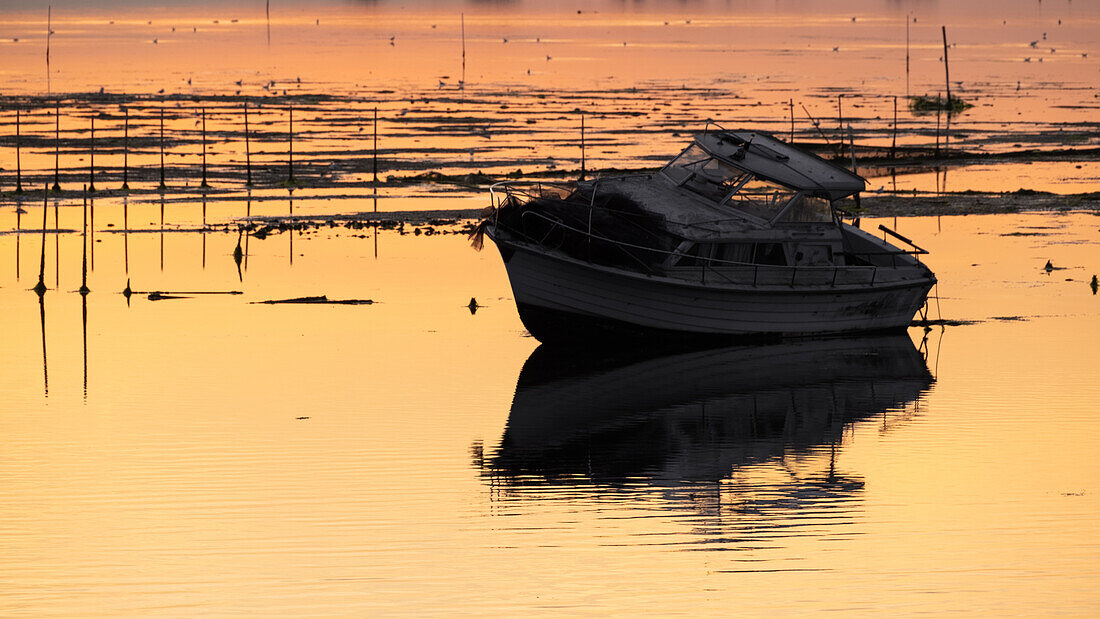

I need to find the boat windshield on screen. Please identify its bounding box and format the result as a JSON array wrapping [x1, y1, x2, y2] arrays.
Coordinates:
[[724, 176, 798, 221], [662, 144, 750, 202]]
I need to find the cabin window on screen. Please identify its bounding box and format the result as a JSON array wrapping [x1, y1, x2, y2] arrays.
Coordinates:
[[716, 243, 754, 263], [724, 176, 798, 221], [753, 243, 788, 266], [793, 244, 833, 266], [674, 242, 788, 267], [779, 195, 833, 223]]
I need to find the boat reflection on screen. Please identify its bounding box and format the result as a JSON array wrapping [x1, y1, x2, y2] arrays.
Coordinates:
[[484, 336, 934, 491]]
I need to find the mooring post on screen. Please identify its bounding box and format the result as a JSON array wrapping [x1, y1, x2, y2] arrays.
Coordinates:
[[372, 106, 378, 188], [158, 108, 166, 190], [15, 109, 24, 193], [52, 99, 61, 191], [941, 25, 952, 109], [935, 109, 940, 157], [88, 116, 96, 192], [891, 96, 898, 159], [906, 15, 911, 100], [121, 107, 130, 190], [789, 98, 795, 144], [287, 105, 294, 183], [579, 113, 586, 181], [200, 107, 210, 188], [244, 101, 252, 186], [80, 185, 89, 294], [837, 94, 844, 136]]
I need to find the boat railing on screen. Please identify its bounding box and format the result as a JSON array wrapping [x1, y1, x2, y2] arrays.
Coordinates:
[[508, 210, 895, 288]]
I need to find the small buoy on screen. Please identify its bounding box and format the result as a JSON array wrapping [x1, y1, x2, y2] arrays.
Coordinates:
[[123, 279, 132, 298], [468, 297, 479, 314], [1044, 260, 1054, 272], [1091, 275, 1098, 295]]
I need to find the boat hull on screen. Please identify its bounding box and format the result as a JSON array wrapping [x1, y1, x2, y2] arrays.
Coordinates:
[[494, 237, 934, 345]]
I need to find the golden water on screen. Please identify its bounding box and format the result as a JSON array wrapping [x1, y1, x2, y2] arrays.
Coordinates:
[[2, 1, 1100, 615], [1, 211, 1098, 614]]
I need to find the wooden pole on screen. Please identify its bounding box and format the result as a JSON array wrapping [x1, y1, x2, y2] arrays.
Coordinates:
[[158, 108, 166, 190], [789, 99, 794, 143], [15, 109, 23, 193], [200, 107, 209, 188], [244, 101, 252, 186], [837, 95, 844, 136], [848, 125, 858, 174], [891, 96, 898, 159], [580, 113, 586, 181], [88, 116, 96, 192], [46, 6, 51, 94], [52, 99, 61, 190], [287, 105, 294, 183], [935, 109, 940, 157], [121, 107, 130, 190], [79, 185, 89, 294], [941, 26, 952, 108], [372, 107, 378, 187], [906, 16, 910, 100]]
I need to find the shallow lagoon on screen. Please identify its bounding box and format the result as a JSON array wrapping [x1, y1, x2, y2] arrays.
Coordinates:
[[2, 0, 1100, 614], [1, 210, 1097, 614]]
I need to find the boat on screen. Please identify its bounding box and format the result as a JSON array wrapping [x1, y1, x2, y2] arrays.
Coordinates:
[[478, 123, 937, 344]]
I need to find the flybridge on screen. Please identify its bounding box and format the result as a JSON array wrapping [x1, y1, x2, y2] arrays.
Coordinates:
[[693, 128, 866, 201]]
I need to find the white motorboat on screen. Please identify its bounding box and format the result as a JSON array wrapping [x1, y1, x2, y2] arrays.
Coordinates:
[[480, 125, 936, 344]]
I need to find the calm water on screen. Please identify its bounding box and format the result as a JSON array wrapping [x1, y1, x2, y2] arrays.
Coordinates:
[[1, 210, 1098, 615], [2, 0, 1100, 615]]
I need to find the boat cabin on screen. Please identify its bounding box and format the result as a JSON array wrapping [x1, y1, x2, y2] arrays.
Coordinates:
[[652, 130, 868, 270]]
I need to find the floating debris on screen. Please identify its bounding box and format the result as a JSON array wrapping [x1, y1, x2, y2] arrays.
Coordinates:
[[253, 295, 374, 305], [147, 292, 189, 301], [910, 318, 980, 327]]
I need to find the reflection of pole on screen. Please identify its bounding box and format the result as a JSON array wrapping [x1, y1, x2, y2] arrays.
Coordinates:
[[54, 199, 59, 286], [35, 186, 48, 295], [39, 287, 48, 398], [82, 291, 88, 402], [461, 13, 466, 87], [123, 198, 129, 274]]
